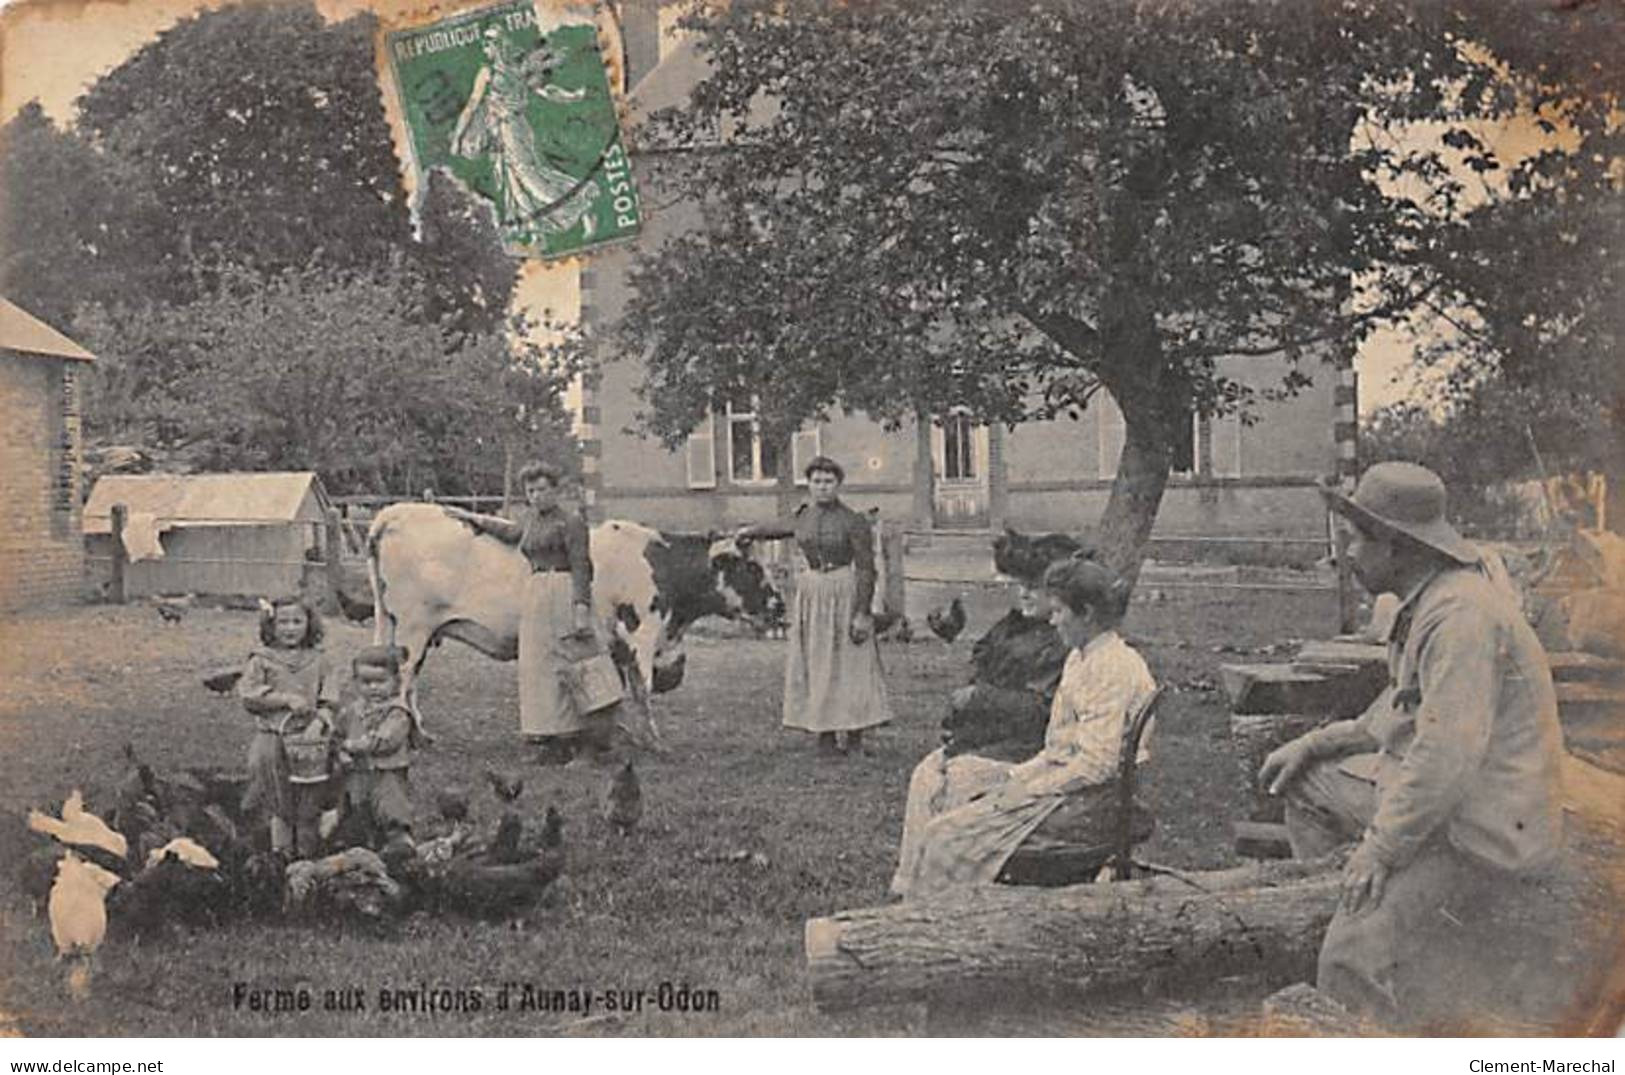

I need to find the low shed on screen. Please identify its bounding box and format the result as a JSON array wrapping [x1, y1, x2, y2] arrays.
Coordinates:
[[83, 472, 333, 599]]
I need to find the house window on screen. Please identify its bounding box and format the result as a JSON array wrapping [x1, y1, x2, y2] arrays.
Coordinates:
[[941, 411, 977, 481], [726, 398, 780, 484], [790, 425, 823, 486]]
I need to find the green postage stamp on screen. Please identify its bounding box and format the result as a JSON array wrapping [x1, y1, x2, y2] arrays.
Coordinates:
[[387, 1, 641, 259]]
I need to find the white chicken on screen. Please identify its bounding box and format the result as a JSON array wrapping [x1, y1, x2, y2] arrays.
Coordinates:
[[144, 837, 219, 871], [28, 790, 129, 859], [48, 852, 121, 1000]]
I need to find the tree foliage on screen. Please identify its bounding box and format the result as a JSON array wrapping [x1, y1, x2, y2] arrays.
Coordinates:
[[71, 265, 580, 495], [73, 3, 411, 300], [616, 0, 1528, 580], [0, 103, 161, 326]]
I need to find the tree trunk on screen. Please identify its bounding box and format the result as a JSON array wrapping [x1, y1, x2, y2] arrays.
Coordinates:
[[1096, 386, 1174, 592], [805, 857, 1341, 1011]]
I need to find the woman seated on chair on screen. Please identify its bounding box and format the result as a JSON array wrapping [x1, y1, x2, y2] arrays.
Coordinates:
[[891, 556, 1157, 898]]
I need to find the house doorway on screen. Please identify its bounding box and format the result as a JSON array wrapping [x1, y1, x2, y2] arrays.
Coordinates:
[[931, 410, 989, 528]]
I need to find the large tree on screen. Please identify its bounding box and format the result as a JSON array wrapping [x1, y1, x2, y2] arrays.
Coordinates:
[[72, 2, 412, 300], [614, 0, 1591, 582]]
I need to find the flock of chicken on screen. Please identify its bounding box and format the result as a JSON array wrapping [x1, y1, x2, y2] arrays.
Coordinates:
[[20, 743, 648, 1000], [26, 582, 980, 1001]]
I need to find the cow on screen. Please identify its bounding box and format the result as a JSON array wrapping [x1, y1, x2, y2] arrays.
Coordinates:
[[364, 503, 784, 741]]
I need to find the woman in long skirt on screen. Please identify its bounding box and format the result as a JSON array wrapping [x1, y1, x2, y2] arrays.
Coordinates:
[[445, 461, 596, 765], [743, 455, 893, 756], [891, 557, 1156, 897]]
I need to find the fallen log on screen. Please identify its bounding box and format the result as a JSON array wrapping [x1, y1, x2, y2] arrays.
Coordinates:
[[805, 857, 1342, 1012]]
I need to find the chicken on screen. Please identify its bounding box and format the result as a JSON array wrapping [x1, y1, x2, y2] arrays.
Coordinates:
[[201, 667, 243, 694], [603, 760, 642, 837], [153, 593, 195, 624], [483, 768, 524, 804], [927, 596, 967, 643], [29, 790, 129, 860], [144, 837, 220, 871], [109, 849, 230, 936], [333, 581, 375, 624], [539, 805, 564, 851], [48, 852, 121, 1000], [486, 812, 525, 865]]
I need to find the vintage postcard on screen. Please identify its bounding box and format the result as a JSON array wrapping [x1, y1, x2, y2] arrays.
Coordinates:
[[0, 0, 1621, 1052]]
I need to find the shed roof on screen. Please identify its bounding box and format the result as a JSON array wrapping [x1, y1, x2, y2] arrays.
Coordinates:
[[83, 472, 330, 534], [0, 298, 95, 362]]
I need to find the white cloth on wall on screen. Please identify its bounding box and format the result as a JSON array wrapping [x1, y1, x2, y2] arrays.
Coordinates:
[[121, 512, 166, 562]]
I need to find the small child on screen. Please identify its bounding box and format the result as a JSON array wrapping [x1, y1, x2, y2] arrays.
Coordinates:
[[334, 645, 417, 862], [236, 595, 338, 859]]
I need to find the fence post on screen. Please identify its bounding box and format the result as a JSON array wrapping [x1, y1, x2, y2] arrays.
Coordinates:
[[882, 520, 906, 626], [109, 502, 128, 604], [324, 508, 345, 617]]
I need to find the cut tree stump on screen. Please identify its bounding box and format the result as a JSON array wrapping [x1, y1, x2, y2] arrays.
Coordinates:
[[1549, 652, 1625, 685], [1220, 663, 1387, 718], [1230, 712, 1338, 822], [804, 857, 1342, 1011]]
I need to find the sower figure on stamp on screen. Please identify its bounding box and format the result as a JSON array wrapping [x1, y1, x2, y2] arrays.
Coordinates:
[[1260, 462, 1572, 1030], [737, 455, 893, 757]]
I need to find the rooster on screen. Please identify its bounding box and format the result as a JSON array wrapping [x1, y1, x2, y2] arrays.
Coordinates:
[[603, 760, 642, 837], [927, 596, 967, 643]]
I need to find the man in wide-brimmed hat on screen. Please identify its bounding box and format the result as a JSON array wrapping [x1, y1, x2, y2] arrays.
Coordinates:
[[1259, 461, 1568, 1030]]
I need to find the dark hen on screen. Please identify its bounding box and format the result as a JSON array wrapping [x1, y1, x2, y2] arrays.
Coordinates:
[[926, 597, 967, 643], [603, 760, 642, 837]]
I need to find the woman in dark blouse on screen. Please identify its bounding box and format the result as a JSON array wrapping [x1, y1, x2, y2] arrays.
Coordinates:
[[742, 455, 893, 756], [446, 461, 594, 763]]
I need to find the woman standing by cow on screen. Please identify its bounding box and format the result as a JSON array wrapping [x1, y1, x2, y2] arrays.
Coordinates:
[[445, 461, 597, 765], [739, 455, 893, 757]]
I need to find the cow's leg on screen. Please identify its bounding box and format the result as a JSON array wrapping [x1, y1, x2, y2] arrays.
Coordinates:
[[620, 613, 668, 752], [389, 611, 439, 730]]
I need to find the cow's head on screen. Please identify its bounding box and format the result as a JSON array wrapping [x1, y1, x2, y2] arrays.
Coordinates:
[[707, 536, 786, 629]]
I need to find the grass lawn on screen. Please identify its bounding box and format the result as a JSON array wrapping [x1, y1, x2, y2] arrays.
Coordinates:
[[1, 588, 1617, 1036]]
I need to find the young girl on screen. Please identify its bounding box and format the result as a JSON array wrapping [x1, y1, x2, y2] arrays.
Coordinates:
[[236, 595, 339, 859]]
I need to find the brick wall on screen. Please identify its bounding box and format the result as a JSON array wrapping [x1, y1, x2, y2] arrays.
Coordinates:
[[0, 351, 87, 609]]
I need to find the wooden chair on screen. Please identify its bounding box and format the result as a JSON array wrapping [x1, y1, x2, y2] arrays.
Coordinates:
[[997, 685, 1166, 887]]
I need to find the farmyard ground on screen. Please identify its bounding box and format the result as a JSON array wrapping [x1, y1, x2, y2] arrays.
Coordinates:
[[1, 588, 1617, 1036]]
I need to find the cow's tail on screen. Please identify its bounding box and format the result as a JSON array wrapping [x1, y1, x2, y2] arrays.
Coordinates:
[[366, 510, 394, 649]]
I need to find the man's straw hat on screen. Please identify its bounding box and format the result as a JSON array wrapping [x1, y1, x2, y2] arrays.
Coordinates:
[[1320, 462, 1480, 565]]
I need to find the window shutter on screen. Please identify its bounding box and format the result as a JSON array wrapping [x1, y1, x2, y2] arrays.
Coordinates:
[[791, 427, 822, 485], [686, 413, 717, 489], [1097, 398, 1126, 479], [1213, 414, 1243, 478]]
